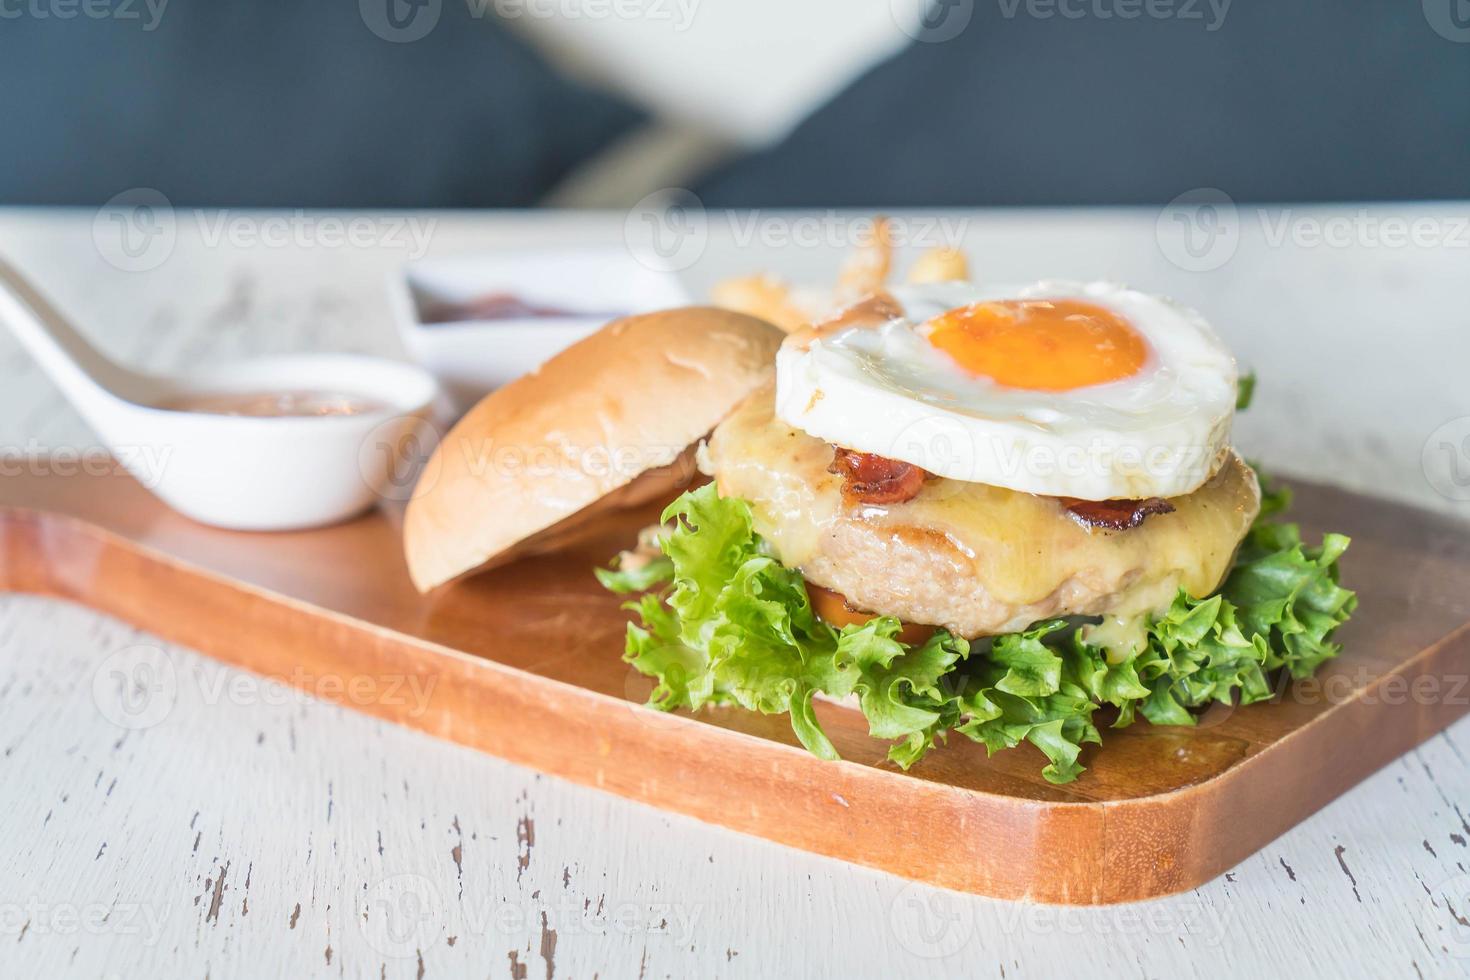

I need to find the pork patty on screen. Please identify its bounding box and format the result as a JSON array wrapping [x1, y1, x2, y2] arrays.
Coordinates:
[[704, 384, 1261, 638]]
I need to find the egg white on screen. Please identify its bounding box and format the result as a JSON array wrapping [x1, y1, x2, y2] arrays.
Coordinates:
[[773, 280, 1239, 501]]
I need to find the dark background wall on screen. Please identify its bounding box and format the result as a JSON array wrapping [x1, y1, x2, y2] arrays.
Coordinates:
[[1, 0, 1466, 208], [0, 1, 644, 207], [698, 1, 1470, 206]]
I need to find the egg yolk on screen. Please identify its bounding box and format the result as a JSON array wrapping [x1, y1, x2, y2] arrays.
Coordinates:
[[925, 299, 1149, 391]]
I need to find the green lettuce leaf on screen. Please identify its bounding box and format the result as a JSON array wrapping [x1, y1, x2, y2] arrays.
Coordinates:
[[1236, 370, 1258, 411], [602, 466, 1355, 784], [595, 557, 673, 594]]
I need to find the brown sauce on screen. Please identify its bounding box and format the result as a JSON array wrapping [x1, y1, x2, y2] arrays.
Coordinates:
[[160, 390, 389, 418], [420, 292, 623, 324]]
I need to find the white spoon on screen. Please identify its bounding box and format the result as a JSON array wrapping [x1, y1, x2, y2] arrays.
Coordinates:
[[0, 257, 439, 531]]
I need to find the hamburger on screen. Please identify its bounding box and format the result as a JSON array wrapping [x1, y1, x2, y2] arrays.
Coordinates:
[[405, 289, 1354, 784]]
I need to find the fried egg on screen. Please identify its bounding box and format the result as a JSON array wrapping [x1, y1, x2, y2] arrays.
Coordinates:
[[773, 281, 1239, 501]]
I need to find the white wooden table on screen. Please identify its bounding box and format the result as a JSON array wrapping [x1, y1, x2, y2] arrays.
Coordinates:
[[1, 205, 1468, 979]]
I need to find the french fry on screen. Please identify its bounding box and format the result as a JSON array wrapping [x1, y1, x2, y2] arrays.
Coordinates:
[[908, 246, 969, 284], [711, 216, 972, 332], [835, 216, 893, 301], [709, 275, 813, 333]]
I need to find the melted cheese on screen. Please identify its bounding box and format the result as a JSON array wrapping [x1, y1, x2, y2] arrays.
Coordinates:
[[706, 385, 1260, 634]]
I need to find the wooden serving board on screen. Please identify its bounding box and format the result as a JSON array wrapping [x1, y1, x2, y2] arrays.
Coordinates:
[[2, 467, 1467, 904]]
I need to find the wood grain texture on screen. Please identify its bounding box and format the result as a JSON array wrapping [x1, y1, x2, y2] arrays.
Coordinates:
[[3, 206, 1470, 977], [3, 466, 1467, 905]]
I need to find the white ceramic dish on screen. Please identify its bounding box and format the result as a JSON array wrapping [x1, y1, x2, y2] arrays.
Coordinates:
[[390, 247, 690, 413], [0, 258, 439, 531]]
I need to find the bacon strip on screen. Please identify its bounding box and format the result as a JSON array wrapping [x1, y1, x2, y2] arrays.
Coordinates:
[[825, 443, 1174, 528], [1059, 496, 1175, 531], [828, 448, 929, 505]]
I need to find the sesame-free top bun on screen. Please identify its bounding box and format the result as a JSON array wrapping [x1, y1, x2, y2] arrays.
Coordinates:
[[403, 307, 784, 591]]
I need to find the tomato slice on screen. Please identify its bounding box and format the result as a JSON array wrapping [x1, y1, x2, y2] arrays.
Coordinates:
[[807, 583, 937, 646]]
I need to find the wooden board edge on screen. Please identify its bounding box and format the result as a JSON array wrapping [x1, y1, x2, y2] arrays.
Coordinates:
[[1090, 620, 1470, 903], [4, 504, 1466, 904]]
